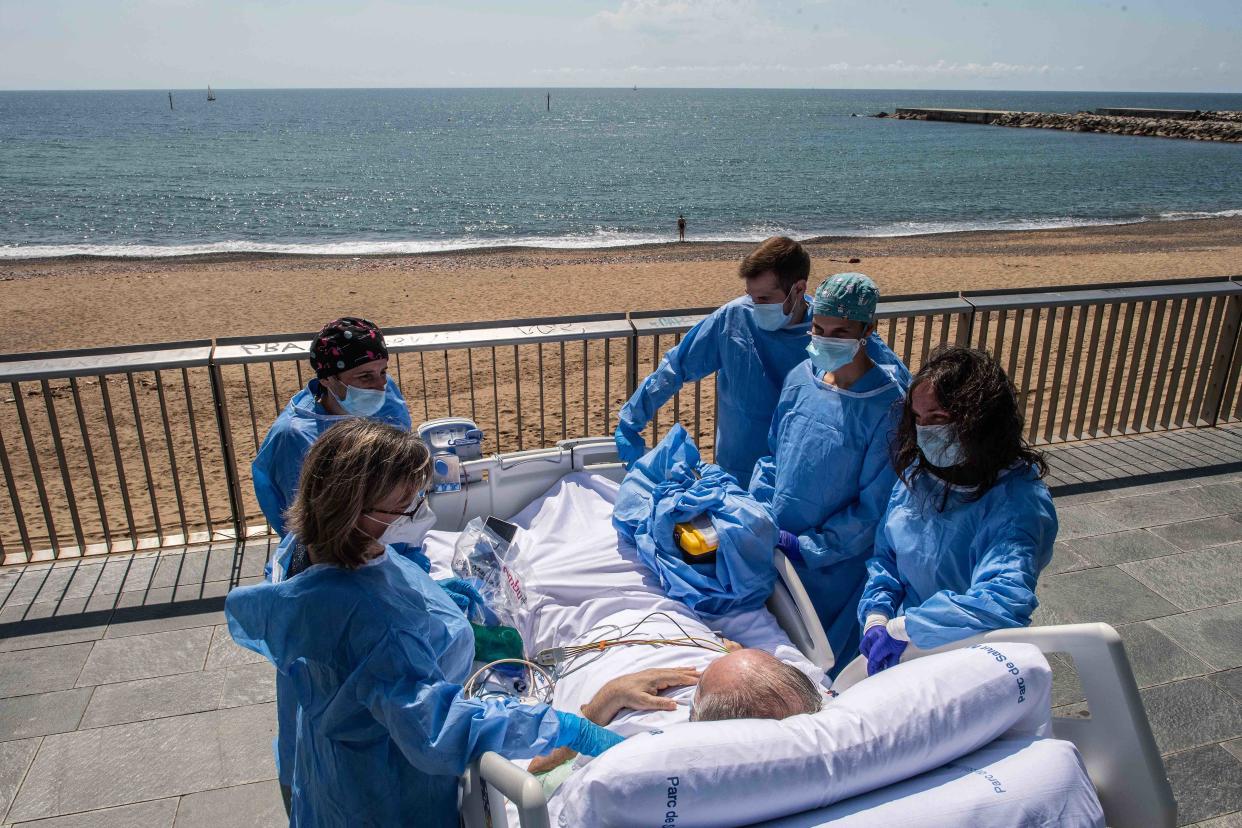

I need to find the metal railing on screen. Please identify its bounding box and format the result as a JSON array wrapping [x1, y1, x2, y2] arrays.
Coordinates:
[[2, 276, 1240, 564]]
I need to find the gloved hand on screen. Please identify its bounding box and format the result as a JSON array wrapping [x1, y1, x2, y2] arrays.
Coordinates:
[[776, 530, 804, 565], [614, 424, 647, 470], [859, 625, 908, 676], [437, 577, 486, 620], [555, 711, 626, 757]]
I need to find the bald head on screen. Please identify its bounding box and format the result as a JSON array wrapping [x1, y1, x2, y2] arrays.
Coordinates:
[[690, 648, 823, 722]]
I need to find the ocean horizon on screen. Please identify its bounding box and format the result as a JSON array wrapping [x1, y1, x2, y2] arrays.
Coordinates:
[[2, 87, 1240, 259]]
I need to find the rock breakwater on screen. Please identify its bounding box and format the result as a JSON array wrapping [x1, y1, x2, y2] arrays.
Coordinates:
[[886, 109, 1242, 142]]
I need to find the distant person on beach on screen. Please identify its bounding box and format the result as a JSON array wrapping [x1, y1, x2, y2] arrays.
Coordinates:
[[613, 237, 910, 485], [678, 214, 687, 242], [252, 317, 412, 538]]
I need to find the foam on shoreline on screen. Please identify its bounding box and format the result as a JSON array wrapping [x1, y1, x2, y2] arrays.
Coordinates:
[[2, 209, 1240, 261]]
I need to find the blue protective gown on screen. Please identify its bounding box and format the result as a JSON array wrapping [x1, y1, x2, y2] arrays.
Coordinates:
[[617, 296, 910, 485], [858, 463, 1058, 650], [266, 533, 445, 791], [750, 361, 904, 674], [226, 549, 564, 828], [251, 377, 411, 536]]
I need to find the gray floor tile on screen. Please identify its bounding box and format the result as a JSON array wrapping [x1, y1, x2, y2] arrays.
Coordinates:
[[1067, 528, 1182, 567], [1163, 744, 1242, 826], [1151, 604, 1242, 671], [76, 627, 212, 687], [102, 598, 225, 640], [1122, 544, 1242, 611], [171, 580, 230, 604], [7, 703, 276, 822], [1054, 504, 1129, 540], [1150, 515, 1242, 552], [1035, 566, 1181, 626], [1048, 652, 1085, 707], [1049, 487, 1114, 506], [1091, 490, 1214, 529], [1186, 811, 1242, 827], [1216, 669, 1242, 702], [1140, 677, 1242, 754], [0, 689, 91, 742], [1186, 483, 1242, 516], [1116, 621, 1214, 688], [79, 671, 226, 730], [29, 569, 74, 607], [204, 626, 265, 672], [11, 798, 179, 827], [1227, 740, 1242, 763], [219, 663, 276, 709], [0, 739, 40, 821], [1045, 542, 1093, 576], [0, 644, 93, 699], [173, 781, 286, 828], [0, 610, 108, 654]]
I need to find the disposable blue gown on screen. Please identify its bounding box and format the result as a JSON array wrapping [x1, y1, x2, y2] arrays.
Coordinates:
[[266, 533, 447, 791], [613, 424, 778, 616], [617, 296, 909, 485], [749, 361, 904, 673], [226, 549, 564, 828], [857, 463, 1058, 650], [251, 377, 411, 536]]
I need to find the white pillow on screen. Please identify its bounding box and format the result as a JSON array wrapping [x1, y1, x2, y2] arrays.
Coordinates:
[[755, 737, 1103, 827], [550, 642, 1052, 828]]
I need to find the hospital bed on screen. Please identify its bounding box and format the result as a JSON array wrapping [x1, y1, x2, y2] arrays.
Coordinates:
[[425, 437, 1175, 828]]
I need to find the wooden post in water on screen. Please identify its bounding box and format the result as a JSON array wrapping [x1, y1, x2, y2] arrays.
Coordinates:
[[168, 92, 174, 111], [546, 92, 550, 112]]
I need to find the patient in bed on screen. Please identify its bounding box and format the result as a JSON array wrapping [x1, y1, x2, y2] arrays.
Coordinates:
[[425, 471, 830, 782]]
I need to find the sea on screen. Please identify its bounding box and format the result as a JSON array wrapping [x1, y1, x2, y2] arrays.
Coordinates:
[[1, 88, 1240, 259]]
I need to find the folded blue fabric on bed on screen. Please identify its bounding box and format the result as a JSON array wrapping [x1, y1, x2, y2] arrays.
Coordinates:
[[613, 424, 778, 615]]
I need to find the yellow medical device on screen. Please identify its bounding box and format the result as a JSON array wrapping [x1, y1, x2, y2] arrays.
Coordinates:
[[675, 514, 719, 561]]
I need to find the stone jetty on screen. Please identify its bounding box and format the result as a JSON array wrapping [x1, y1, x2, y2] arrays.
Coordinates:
[[882, 107, 1242, 143]]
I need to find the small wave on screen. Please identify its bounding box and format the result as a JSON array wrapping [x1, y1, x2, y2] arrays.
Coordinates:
[[1, 210, 1237, 259]]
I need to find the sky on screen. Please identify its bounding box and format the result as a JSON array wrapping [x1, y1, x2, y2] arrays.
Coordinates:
[[0, 0, 1238, 93]]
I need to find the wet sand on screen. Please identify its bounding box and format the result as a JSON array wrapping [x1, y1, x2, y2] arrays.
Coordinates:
[[3, 216, 1241, 354]]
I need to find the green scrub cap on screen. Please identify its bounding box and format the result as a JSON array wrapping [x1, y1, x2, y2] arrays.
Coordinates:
[[813, 272, 879, 323]]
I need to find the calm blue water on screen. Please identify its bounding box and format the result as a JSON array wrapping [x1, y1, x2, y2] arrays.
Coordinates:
[[1, 88, 1240, 258]]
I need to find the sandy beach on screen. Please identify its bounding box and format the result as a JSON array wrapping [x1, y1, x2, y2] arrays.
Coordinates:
[[3, 216, 1241, 354]]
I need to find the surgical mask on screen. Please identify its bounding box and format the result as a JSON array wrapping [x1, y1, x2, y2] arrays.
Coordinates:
[[916, 423, 966, 468], [752, 294, 793, 331], [375, 497, 437, 549], [327, 381, 387, 417], [806, 335, 862, 372]]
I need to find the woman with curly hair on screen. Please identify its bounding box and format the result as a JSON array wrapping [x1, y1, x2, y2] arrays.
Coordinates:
[[854, 345, 1058, 676]]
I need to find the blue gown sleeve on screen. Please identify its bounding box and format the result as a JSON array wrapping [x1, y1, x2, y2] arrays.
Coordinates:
[[617, 313, 724, 440], [252, 428, 298, 537], [357, 630, 564, 777], [903, 499, 1057, 649], [791, 416, 899, 569], [856, 489, 905, 623]]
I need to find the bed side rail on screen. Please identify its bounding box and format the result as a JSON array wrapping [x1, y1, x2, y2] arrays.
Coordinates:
[[462, 752, 550, 828], [766, 550, 835, 673], [899, 623, 1174, 828]]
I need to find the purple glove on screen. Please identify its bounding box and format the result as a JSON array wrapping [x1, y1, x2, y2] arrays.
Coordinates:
[[776, 530, 803, 565], [860, 626, 908, 676]]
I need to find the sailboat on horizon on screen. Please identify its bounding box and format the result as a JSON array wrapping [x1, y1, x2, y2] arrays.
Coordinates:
[[207, 85, 217, 102]]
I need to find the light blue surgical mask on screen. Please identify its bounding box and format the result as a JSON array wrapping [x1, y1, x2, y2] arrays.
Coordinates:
[[752, 296, 792, 331], [328, 382, 387, 417], [806, 335, 862, 372], [916, 423, 966, 468]]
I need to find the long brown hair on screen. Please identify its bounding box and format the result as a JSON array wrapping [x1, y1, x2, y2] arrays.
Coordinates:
[[286, 419, 432, 569], [892, 345, 1047, 505]]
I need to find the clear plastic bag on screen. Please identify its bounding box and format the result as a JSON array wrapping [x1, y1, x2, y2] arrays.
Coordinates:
[[451, 516, 527, 627]]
